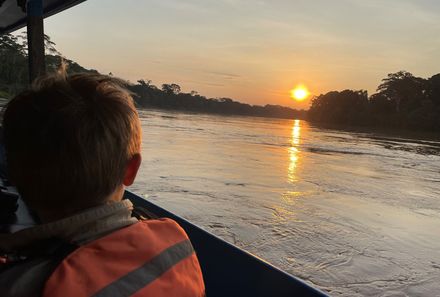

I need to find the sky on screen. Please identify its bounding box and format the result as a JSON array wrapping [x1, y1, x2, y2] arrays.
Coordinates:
[[34, 0, 440, 109]]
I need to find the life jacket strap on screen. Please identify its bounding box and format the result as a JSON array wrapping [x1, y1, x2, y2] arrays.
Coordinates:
[[92, 239, 194, 297]]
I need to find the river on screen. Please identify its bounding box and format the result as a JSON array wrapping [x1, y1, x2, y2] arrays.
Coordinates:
[[129, 109, 440, 296]]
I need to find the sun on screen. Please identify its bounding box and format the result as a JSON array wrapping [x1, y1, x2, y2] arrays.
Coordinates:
[[290, 85, 309, 101]]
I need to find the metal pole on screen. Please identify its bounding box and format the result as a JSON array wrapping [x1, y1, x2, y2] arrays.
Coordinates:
[[27, 0, 45, 83]]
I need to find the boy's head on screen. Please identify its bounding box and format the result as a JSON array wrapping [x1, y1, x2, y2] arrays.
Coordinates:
[[2, 73, 142, 221]]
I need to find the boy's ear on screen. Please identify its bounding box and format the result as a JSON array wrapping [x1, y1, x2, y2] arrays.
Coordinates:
[[123, 154, 142, 186]]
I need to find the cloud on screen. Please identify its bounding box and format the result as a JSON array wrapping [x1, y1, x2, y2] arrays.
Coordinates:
[[205, 71, 241, 79]]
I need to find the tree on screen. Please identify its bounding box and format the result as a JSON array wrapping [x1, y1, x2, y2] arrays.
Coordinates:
[[19, 31, 61, 56], [376, 71, 426, 113], [308, 90, 368, 124], [137, 79, 153, 87], [0, 34, 28, 96], [426, 74, 440, 106], [369, 93, 394, 114], [162, 83, 181, 95]]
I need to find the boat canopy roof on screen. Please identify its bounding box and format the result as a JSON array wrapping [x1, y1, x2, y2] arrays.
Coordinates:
[[0, 0, 85, 34]]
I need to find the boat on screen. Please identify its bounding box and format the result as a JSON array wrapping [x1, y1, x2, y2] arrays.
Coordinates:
[[0, 1, 328, 295]]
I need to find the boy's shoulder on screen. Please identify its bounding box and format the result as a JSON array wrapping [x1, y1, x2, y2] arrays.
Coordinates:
[[43, 218, 204, 297], [74, 217, 191, 255]]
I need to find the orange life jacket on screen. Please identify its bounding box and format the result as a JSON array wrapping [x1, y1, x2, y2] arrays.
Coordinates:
[[42, 218, 205, 297]]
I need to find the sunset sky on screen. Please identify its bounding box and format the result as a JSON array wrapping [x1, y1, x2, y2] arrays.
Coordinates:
[[35, 0, 440, 109]]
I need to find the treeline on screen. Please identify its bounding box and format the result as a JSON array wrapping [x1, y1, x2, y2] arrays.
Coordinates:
[[0, 33, 304, 120], [0, 33, 97, 98], [2, 33, 440, 130], [309, 71, 440, 131], [128, 80, 305, 119]]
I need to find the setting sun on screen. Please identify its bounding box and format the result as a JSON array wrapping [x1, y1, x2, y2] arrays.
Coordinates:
[[290, 86, 309, 101]]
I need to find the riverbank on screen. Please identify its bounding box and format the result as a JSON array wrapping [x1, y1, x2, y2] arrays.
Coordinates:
[[138, 105, 440, 142]]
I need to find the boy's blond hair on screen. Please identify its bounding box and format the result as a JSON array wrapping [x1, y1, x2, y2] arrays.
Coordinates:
[[2, 73, 141, 215]]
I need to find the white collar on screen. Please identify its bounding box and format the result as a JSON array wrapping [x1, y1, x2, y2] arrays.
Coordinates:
[[0, 199, 138, 252]]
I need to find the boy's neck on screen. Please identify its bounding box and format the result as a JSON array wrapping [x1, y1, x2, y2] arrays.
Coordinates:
[[37, 186, 125, 223]]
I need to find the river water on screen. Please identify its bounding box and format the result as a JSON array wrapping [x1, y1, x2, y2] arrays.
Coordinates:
[[129, 109, 440, 296]]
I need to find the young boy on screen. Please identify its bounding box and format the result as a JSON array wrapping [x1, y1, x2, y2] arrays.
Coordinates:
[[0, 73, 205, 296]]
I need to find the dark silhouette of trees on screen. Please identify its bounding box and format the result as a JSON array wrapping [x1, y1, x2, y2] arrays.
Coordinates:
[[1, 33, 439, 130], [427, 74, 440, 107], [376, 71, 425, 113], [0, 34, 28, 97], [369, 93, 394, 114], [127, 81, 304, 119], [309, 71, 440, 131], [309, 90, 368, 125], [17, 32, 61, 56], [0, 33, 97, 98], [161, 83, 181, 95]]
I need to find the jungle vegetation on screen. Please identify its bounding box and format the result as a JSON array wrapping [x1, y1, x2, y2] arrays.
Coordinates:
[[309, 72, 440, 131], [1, 33, 439, 130]]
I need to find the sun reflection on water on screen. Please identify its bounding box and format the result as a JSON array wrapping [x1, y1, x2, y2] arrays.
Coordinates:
[[288, 119, 301, 182]]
